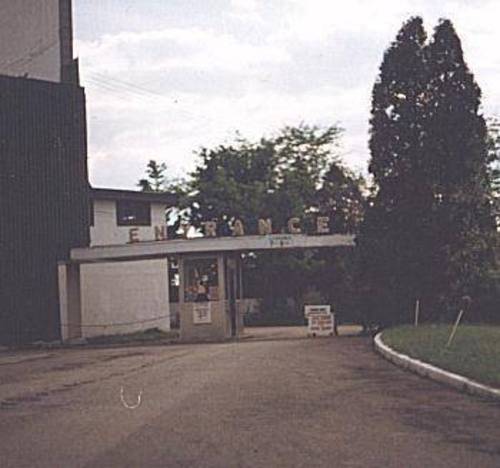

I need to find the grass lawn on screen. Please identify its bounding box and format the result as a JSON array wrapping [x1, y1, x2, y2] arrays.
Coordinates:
[[382, 324, 500, 388]]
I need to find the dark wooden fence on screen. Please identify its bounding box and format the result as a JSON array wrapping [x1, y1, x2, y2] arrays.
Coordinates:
[[0, 75, 89, 345]]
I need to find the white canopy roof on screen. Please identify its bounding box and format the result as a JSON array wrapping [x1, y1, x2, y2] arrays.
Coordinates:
[[70, 234, 355, 264]]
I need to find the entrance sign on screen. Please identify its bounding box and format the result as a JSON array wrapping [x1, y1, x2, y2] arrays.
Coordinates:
[[193, 303, 212, 324], [305, 305, 335, 337], [201, 216, 333, 238]]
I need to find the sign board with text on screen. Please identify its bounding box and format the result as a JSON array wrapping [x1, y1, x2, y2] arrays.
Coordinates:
[[193, 303, 212, 325], [304, 305, 331, 318], [305, 305, 334, 337]]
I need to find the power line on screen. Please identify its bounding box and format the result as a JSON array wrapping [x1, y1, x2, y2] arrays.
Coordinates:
[[84, 76, 158, 103], [83, 76, 199, 119], [83, 74, 200, 120], [91, 72, 165, 99]]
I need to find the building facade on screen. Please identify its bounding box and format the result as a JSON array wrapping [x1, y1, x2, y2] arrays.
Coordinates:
[[59, 189, 176, 340], [0, 75, 89, 345], [0, 0, 77, 83]]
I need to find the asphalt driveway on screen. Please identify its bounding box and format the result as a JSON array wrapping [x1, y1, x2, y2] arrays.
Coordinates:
[[1, 328, 500, 467]]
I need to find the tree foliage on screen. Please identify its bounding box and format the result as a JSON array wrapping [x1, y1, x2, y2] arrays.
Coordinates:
[[138, 160, 167, 192], [422, 19, 497, 314], [358, 17, 498, 326], [186, 124, 361, 235], [357, 17, 430, 325], [184, 124, 365, 324]]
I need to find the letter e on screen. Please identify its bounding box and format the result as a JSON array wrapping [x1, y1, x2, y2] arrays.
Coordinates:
[[128, 228, 140, 243]]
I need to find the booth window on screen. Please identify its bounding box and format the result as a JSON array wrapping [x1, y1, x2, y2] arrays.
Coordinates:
[[116, 200, 151, 226], [184, 258, 219, 302]]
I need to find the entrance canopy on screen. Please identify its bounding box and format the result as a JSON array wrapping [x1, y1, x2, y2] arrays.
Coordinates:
[[61, 233, 355, 343], [70, 234, 355, 264]]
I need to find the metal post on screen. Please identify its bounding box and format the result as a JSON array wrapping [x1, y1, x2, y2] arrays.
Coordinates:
[[446, 309, 464, 348], [61, 262, 82, 341]]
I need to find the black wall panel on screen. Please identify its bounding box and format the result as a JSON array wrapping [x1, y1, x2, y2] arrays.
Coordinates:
[[0, 75, 89, 345]]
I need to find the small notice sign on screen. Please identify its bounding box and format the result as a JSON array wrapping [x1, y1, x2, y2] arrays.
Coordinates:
[[193, 303, 211, 324], [304, 304, 335, 337], [268, 235, 294, 248], [304, 305, 331, 318]]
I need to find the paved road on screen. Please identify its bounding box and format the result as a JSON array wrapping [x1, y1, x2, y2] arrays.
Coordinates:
[[1, 328, 500, 467]]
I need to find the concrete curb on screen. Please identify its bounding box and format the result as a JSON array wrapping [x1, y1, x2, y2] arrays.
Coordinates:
[[374, 332, 500, 401]]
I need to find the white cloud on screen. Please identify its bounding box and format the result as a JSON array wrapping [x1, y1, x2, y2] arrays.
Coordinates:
[[76, 27, 290, 76], [231, 0, 259, 10], [272, 0, 416, 44], [228, 0, 264, 23], [75, 1, 500, 189]]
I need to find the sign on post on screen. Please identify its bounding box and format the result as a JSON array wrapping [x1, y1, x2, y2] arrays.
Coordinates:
[[304, 305, 335, 337]]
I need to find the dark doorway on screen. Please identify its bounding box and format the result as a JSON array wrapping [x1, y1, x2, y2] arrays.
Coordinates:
[[225, 256, 238, 337]]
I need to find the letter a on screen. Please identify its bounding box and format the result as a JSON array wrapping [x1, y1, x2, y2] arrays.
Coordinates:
[[233, 219, 245, 236]]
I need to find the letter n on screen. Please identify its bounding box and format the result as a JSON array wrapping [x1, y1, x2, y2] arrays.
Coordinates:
[[258, 218, 272, 235], [154, 225, 168, 241]]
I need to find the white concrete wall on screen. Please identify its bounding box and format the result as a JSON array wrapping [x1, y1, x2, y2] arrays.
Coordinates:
[[81, 259, 170, 338], [0, 0, 61, 82], [74, 199, 171, 339], [90, 199, 168, 246]]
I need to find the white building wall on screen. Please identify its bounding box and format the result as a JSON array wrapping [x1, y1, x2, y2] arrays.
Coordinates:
[[90, 199, 168, 246], [76, 198, 171, 339], [81, 259, 170, 338]]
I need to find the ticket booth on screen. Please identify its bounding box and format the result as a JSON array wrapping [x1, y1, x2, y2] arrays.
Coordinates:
[[177, 252, 244, 341]]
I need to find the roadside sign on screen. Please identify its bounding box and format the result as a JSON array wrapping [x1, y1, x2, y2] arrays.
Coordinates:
[[304, 305, 331, 318], [304, 305, 335, 337]]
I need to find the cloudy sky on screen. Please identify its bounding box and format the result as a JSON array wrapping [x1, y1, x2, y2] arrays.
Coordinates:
[[74, 0, 500, 189]]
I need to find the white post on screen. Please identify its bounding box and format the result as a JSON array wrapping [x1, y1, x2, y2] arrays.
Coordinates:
[[414, 299, 420, 327], [446, 309, 464, 348], [58, 262, 82, 341]]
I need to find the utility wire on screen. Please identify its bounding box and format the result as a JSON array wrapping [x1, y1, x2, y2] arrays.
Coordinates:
[[91, 72, 165, 99], [84, 76, 163, 103]]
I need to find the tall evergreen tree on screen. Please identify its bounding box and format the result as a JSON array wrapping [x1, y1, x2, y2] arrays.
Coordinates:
[[357, 17, 430, 325], [421, 19, 497, 316], [359, 17, 497, 326]]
